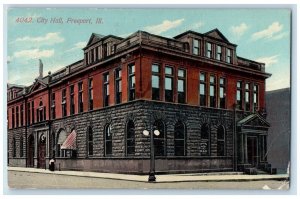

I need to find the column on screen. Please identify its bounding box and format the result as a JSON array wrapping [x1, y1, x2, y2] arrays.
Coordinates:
[[241, 134, 244, 164], [244, 135, 248, 164], [46, 130, 49, 158]]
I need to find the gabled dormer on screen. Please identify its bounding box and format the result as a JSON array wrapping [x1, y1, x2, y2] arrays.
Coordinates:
[[203, 28, 230, 43], [174, 29, 238, 65], [83, 33, 123, 66], [203, 29, 237, 65]]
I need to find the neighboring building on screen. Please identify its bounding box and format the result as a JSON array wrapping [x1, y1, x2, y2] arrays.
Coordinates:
[[266, 88, 291, 174], [7, 29, 272, 174]]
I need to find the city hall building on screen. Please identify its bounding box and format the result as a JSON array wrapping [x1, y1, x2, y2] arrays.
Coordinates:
[[7, 29, 273, 174]]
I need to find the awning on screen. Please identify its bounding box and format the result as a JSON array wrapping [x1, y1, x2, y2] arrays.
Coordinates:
[[61, 130, 77, 150]]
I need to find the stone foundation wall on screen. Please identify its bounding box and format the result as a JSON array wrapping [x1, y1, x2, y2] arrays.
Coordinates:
[[55, 157, 233, 174], [8, 100, 235, 173]]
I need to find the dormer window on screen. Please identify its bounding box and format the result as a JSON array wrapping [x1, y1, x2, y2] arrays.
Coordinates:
[[91, 49, 94, 63], [226, 48, 232, 63], [85, 52, 88, 65], [216, 45, 222, 61], [193, 39, 200, 55], [95, 47, 99, 61], [206, 42, 212, 58]]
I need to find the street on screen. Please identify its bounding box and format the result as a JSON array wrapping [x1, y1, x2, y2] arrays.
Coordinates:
[[8, 171, 289, 190]]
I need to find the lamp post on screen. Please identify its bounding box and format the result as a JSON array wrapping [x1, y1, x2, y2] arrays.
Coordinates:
[[143, 127, 160, 182]]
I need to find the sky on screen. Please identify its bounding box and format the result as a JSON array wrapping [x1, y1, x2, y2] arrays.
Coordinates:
[[6, 8, 291, 91]]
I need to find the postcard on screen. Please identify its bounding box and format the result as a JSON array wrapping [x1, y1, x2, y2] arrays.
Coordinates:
[[6, 6, 291, 190]]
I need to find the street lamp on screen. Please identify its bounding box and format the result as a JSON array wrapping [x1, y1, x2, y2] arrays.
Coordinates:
[[143, 128, 160, 182]]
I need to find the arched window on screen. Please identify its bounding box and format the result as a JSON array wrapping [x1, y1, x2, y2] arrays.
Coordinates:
[[19, 136, 23, 157], [217, 125, 226, 156], [57, 129, 67, 157], [200, 123, 210, 156], [174, 121, 186, 156], [104, 124, 112, 156], [153, 120, 165, 156], [88, 126, 93, 156], [126, 120, 135, 156], [12, 137, 16, 157]]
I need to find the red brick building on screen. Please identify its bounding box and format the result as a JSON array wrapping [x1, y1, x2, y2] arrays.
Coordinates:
[[7, 29, 273, 173]]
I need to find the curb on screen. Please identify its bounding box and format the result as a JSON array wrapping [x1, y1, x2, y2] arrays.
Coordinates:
[[8, 167, 289, 183]]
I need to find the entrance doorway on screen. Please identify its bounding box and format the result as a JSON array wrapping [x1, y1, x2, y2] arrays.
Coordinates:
[[27, 135, 34, 167], [247, 136, 258, 167], [37, 134, 46, 168]]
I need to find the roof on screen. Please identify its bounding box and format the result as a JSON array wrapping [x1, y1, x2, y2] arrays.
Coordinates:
[[173, 28, 236, 46], [204, 28, 229, 43], [7, 83, 26, 89], [237, 113, 270, 127], [84, 33, 123, 49]]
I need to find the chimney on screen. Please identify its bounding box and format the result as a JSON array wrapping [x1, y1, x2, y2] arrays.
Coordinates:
[[39, 59, 43, 78]]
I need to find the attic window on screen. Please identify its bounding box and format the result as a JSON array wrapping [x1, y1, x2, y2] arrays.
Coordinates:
[[193, 39, 200, 55], [226, 48, 232, 63], [206, 42, 212, 58], [216, 45, 222, 61]]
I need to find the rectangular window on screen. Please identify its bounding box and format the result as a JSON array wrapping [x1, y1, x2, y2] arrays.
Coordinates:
[[88, 78, 94, 110], [206, 42, 212, 58], [31, 101, 34, 124], [219, 77, 226, 109], [236, 81, 242, 110], [152, 64, 160, 100], [27, 102, 30, 125], [103, 73, 110, 107], [193, 39, 200, 55], [51, 92, 56, 119], [216, 45, 222, 61], [95, 47, 99, 61], [177, 69, 186, 103], [36, 108, 39, 122], [200, 72, 206, 106], [209, 75, 216, 108], [20, 104, 24, 126], [128, 64, 135, 101], [70, 85, 75, 115], [43, 107, 46, 121], [115, 68, 122, 104], [12, 107, 15, 128], [226, 48, 232, 63], [165, 66, 174, 102], [62, 89, 67, 117], [245, 83, 250, 111], [85, 52, 88, 65], [253, 84, 259, 111], [91, 49, 94, 63], [78, 82, 83, 112]]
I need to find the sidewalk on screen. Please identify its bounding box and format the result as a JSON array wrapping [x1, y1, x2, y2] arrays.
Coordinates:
[[8, 167, 289, 183]]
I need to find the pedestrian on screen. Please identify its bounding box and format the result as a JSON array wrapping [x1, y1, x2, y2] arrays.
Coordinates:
[[49, 156, 55, 171]]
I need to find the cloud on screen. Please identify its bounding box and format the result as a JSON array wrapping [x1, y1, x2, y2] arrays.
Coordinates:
[[191, 21, 204, 30], [252, 22, 284, 40], [65, 41, 86, 52], [255, 55, 279, 67], [266, 72, 290, 91], [144, 18, 184, 35], [271, 31, 289, 40], [230, 23, 249, 37], [119, 33, 132, 38], [13, 49, 54, 60], [13, 32, 65, 46]]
